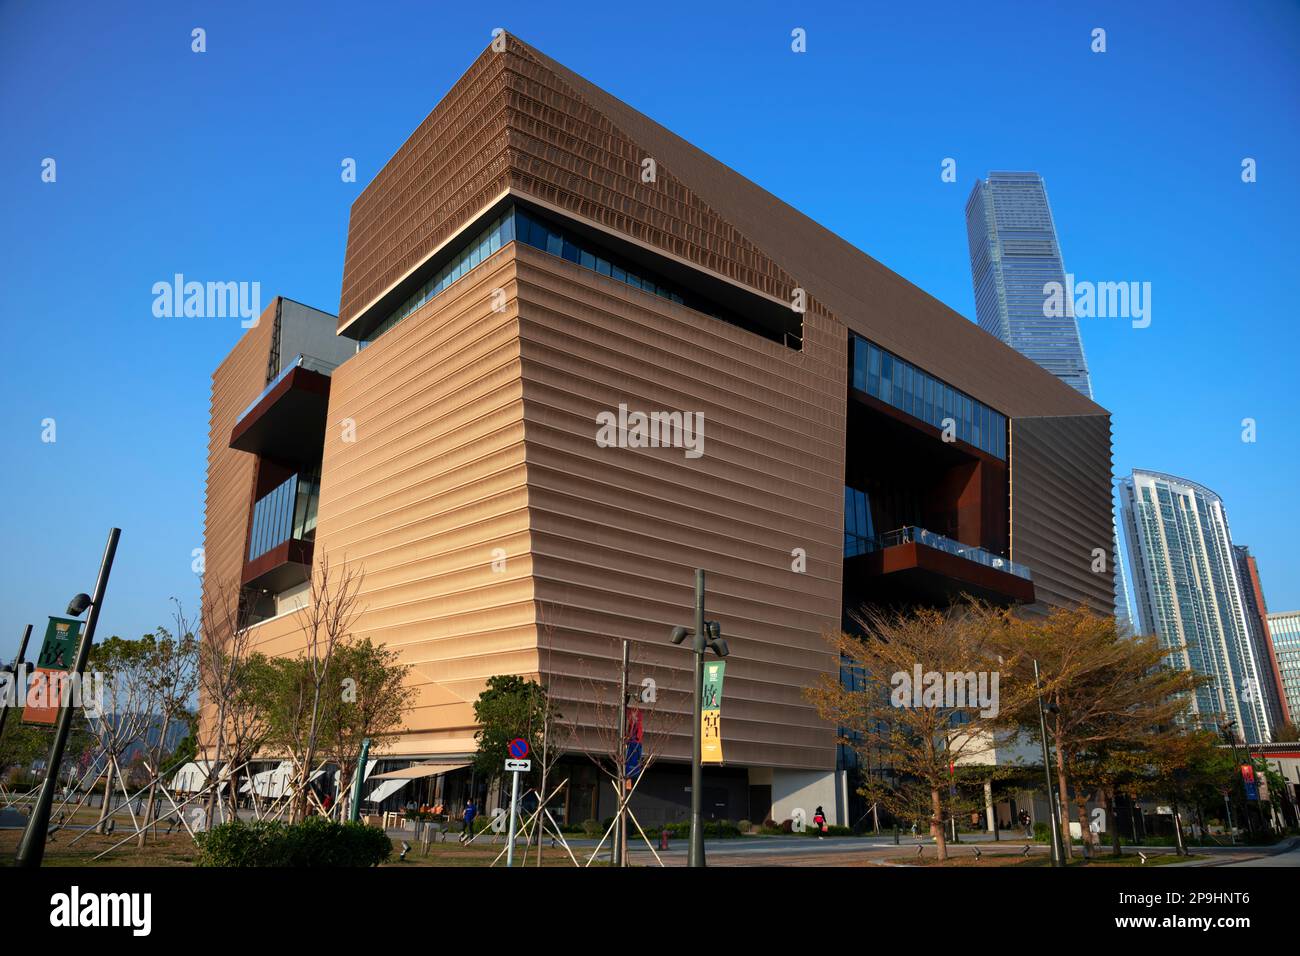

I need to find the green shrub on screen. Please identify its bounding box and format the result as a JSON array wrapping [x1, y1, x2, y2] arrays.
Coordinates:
[[737, 819, 752, 833], [196, 816, 392, 867], [662, 820, 741, 839], [581, 818, 603, 838], [1033, 821, 1050, 843]]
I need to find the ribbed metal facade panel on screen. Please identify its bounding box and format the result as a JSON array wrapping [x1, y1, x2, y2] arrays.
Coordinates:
[[514, 244, 844, 769], [1010, 414, 1115, 612], [300, 254, 534, 757], [338, 49, 512, 326], [202, 300, 278, 616]]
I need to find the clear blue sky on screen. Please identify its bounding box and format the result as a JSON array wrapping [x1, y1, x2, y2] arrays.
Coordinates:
[[1, 0, 1297, 661]]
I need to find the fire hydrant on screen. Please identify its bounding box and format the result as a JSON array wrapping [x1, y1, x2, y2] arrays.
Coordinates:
[[660, 826, 670, 850]]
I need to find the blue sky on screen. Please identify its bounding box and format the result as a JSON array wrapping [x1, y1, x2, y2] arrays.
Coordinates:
[[1, 0, 1297, 660]]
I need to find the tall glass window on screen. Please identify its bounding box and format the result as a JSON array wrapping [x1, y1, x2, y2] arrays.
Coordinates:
[[248, 471, 319, 562], [843, 485, 876, 557], [848, 333, 1007, 460], [361, 203, 787, 349]]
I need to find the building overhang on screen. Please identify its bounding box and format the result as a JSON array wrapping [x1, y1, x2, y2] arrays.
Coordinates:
[[241, 538, 313, 593], [229, 366, 331, 465], [845, 540, 1034, 607]]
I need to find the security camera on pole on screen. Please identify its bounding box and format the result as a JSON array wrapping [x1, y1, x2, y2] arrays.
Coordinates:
[[669, 569, 729, 868]]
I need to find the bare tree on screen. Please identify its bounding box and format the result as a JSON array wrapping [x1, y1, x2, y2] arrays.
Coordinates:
[[85, 635, 159, 833], [197, 581, 272, 828], [137, 600, 199, 845], [286, 554, 364, 820], [566, 633, 687, 861], [528, 605, 573, 864]]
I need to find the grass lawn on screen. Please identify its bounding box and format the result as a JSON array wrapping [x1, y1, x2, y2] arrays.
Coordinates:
[[0, 826, 602, 867], [0, 827, 201, 866]]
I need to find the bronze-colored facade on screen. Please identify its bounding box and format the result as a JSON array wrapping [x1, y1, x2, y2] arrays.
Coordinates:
[[202, 34, 1114, 823]]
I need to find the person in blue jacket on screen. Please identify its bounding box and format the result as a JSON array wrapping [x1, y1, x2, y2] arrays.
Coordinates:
[[459, 800, 477, 843]]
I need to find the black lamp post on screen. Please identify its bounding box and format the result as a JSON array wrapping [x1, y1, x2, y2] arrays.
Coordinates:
[[15, 528, 120, 867], [0, 624, 34, 744], [1033, 659, 1066, 867]]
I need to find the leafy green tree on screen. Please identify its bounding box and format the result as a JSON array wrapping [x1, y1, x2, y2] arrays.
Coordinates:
[[318, 637, 415, 817], [471, 675, 550, 784], [1145, 729, 1238, 840], [0, 719, 48, 782], [1272, 722, 1299, 743], [163, 710, 198, 775], [993, 606, 1204, 858]]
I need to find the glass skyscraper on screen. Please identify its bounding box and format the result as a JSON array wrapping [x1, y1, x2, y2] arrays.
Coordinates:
[[965, 171, 1130, 623], [1119, 470, 1273, 743], [965, 171, 1092, 398]]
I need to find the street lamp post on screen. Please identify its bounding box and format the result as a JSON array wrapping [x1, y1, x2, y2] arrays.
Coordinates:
[[16, 527, 121, 868], [669, 569, 728, 868], [1220, 720, 1252, 838], [1033, 659, 1066, 867], [0, 624, 35, 743], [615, 639, 629, 868]]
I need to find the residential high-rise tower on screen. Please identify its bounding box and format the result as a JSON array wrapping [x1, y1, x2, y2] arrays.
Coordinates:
[[1119, 470, 1272, 742]]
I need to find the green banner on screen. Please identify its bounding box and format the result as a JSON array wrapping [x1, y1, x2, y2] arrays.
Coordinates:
[[36, 617, 81, 671], [701, 660, 726, 764], [702, 660, 725, 709]]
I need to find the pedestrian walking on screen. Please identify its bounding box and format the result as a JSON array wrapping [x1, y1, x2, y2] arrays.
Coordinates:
[[813, 805, 828, 838], [460, 800, 477, 843]]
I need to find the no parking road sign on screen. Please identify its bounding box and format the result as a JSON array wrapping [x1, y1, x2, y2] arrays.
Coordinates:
[[504, 739, 532, 867]]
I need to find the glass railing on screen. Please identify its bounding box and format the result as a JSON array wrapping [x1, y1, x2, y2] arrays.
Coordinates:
[[235, 353, 340, 426], [847, 525, 1031, 580]]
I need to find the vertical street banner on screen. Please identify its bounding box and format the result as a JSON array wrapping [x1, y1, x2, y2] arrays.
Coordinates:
[[701, 660, 726, 764], [23, 616, 81, 725], [625, 708, 644, 780], [1241, 764, 1259, 801]]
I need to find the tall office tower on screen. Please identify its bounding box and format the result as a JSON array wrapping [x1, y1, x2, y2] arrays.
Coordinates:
[[965, 172, 1093, 398], [1119, 470, 1273, 742], [1266, 612, 1300, 733], [967, 172, 1126, 623], [1233, 545, 1290, 734], [1113, 481, 1135, 632]]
